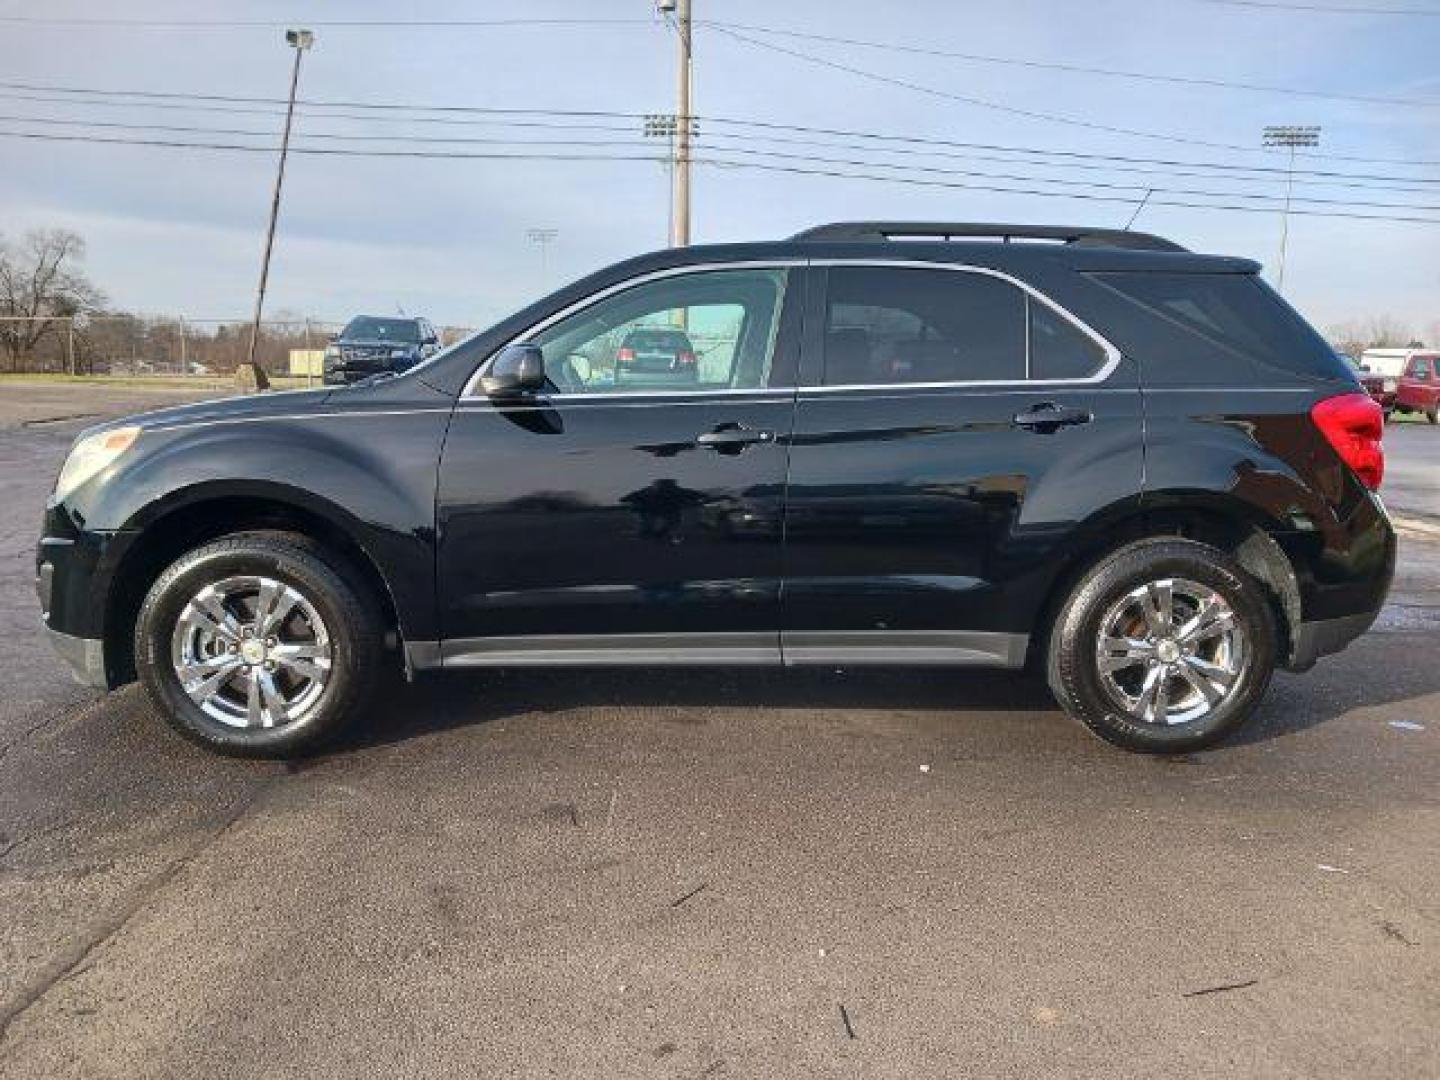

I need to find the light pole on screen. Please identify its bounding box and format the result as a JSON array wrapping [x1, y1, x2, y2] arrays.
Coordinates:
[[243, 28, 314, 388], [1262, 125, 1320, 295], [526, 228, 558, 289]]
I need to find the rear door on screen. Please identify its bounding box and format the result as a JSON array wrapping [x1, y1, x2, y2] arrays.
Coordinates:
[[780, 262, 1143, 666], [435, 264, 803, 666]]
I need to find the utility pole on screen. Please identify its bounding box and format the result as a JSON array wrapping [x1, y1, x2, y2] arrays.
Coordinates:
[[662, 0, 694, 247], [1262, 125, 1320, 296], [243, 28, 314, 387]]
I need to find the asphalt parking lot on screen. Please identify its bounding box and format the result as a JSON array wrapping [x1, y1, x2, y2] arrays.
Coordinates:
[[1, 383, 1437, 1078]]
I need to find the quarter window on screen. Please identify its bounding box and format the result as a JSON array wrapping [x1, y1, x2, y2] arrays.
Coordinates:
[[1030, 299, 1106, 380], [526, 268, 787, 394]]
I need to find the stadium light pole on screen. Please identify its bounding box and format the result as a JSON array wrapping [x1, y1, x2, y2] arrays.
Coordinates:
[[526, 228, 558, 289], [243, 28, 314, 385], [1262, 125, 1320, 296]]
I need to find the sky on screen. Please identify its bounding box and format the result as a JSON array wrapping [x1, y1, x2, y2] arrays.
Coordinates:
[[1, 0, 1438, 340]]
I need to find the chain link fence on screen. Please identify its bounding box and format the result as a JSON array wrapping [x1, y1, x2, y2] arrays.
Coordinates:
[[0, 316, 476, 385]]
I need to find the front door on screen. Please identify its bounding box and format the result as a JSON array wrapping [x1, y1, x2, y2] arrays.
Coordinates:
[[780, 263, 1144, 666], [435, 265, 802, 666]]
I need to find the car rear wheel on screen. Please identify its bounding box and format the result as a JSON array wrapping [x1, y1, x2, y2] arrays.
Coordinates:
[[135, 532, 384, 756], [1427, 404, 1438, 425], [1046, 538, 1277, 753]]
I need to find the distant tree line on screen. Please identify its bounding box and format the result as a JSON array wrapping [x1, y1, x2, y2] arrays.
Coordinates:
[[0, 228, 469, 377], [1, 226, 1429, 376]]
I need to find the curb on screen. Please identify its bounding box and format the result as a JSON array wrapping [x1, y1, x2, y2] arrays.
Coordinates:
[[1393, 515, 1440, 540]]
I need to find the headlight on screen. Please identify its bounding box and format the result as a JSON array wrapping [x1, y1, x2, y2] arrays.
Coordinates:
[[53, 426, 140, 502], [1383, 378, 1398, 393], [389, 348, 411, 360]]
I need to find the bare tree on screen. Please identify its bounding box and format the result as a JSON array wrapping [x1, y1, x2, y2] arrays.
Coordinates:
[[1362, 315, 1416, 350], [0, 229, 106, 372]]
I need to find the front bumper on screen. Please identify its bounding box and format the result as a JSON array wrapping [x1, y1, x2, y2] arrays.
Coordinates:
[[45, 625, 109, 688]]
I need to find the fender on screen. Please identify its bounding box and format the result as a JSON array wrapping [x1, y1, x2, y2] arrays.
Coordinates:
[[67, 396, 452, 644]]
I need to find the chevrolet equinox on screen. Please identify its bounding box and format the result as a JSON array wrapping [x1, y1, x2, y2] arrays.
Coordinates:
[[37, 222, 1394, 756]]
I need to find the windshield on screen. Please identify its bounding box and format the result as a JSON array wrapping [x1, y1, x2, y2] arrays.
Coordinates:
[[340, 317, 421, 343]]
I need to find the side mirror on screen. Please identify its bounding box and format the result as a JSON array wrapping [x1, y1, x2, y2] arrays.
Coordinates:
[[481, 344, 546, 397]]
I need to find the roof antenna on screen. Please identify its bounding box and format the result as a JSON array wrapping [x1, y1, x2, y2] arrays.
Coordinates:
[[1123, 189, 1154, 231]]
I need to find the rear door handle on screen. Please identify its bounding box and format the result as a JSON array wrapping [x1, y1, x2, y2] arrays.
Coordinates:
[[695, 424, 776, 453], [1012, 403, 1093, 432]]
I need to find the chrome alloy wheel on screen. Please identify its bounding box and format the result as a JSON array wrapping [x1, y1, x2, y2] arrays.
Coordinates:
[[170, 575, 333, 729], [1095, 578, 1245, 726]]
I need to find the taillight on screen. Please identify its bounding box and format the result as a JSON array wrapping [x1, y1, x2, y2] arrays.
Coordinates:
[[1311, 392, 1384, 490], [677, 350, 696, 365], [617, 347, 635, 363]]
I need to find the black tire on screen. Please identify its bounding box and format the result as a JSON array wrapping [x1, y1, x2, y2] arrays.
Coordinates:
[[1046, 538, 1277, 753], [135, 531, 384, 757], [1427, 405, 1438, 425]]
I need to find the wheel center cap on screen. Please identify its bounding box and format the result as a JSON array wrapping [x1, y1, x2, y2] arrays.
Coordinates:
[[240, 638, 267, 665], [1156, 639, 1181, 664]]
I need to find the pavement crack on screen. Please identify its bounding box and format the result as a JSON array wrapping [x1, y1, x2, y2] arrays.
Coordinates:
[[838, 1003, 857, 1039], [670, 881, 707, 908], [1182, 978, 1259, 998], [0, 773, 284, 1046]]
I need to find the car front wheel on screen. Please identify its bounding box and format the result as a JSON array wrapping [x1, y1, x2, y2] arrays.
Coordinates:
[[135, 532, 384, 756], [1046, 538, 1277, 753]]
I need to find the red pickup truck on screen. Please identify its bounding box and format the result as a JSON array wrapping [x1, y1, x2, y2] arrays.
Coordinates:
[[1361, 352, 1440, 423]]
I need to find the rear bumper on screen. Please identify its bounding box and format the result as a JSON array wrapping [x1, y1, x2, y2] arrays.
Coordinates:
[[45, 625, 109, 688]]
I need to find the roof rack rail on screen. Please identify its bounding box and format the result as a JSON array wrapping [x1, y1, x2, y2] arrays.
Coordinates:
[[789, 221, 1188, 253]]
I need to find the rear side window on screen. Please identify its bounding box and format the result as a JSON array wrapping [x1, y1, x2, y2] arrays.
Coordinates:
[[826, 267, 1115, 386], [1092, 271, 1350, 382]]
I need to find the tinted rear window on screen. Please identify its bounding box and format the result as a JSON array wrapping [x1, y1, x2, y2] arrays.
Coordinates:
[[1092, 272, 1350, 383]]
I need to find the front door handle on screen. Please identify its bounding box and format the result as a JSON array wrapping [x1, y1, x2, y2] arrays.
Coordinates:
[[695, 424, 776, 454], [1012, 403, 1093, 432]]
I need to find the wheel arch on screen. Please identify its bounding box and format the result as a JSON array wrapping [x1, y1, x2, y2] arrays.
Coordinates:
[[1031, 493, 1303, 671], [104, 482, 405, 686]]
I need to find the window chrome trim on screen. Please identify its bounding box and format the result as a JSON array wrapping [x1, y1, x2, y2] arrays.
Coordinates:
[[807, 257, 1121, 391], [460, 255, 1124, 398], [460, 259, 807, 399]]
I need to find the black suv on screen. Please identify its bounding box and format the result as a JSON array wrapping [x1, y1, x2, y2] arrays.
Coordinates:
[[323, 315, 441, 384], [37, 223, 1393, 756]]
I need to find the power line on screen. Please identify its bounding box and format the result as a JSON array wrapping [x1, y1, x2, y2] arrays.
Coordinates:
[[0, 16, 655, 29], [1195, 0, 1440, 14], [706, 24, 1440, 169], [7, 77, 1439, 178], [14, 106, 1435, 195], [702, 157, 1440, 225], [12, 111, 1437, 211], [3, 7, 1427, 111], [4, 126, 1438, 226], [699, 19, 1440, 109]]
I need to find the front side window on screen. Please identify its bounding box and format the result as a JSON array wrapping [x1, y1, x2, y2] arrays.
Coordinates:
[[526, 268, 787, 394], [822, 267, 1026, 385], [1408, 357, 1432, 379]]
